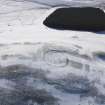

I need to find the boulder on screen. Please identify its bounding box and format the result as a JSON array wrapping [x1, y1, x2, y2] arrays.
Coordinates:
[[43, 7, 105, 32]]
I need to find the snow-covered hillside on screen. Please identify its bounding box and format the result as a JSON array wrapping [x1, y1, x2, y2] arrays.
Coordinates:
[[0, 0, 105, 105]]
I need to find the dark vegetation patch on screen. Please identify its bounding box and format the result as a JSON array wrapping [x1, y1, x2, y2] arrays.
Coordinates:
[[94, 52, 105, 61], [43, 7, 105, 32]]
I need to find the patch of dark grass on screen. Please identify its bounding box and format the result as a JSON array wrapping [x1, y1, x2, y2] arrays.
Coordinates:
[[94, 52, 105, 61]]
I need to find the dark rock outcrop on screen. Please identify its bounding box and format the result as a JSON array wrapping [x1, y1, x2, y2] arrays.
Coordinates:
[[43, 7, 105, 32]]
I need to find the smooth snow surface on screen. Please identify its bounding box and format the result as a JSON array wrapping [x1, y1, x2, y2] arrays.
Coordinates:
[[0, 0, 105, 105]]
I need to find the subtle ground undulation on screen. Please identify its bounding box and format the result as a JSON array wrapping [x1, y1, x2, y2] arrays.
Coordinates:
[[0, 43, 105, 105], [0, 0, 105, 105]]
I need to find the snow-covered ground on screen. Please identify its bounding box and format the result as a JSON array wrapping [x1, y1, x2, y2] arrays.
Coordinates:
[[0, 0, 105, 105]]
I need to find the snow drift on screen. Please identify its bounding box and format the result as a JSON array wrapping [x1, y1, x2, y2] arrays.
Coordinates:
[[0, 0, 105, 105]]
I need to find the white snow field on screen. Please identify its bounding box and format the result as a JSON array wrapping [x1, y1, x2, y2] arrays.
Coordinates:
[[0, 0, 105, 105]]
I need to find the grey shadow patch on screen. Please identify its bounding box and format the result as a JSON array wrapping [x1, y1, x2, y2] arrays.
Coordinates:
[[46, 73, 92, 94], [0, 87, 59, 105], [46, 73, 105, 104], [0, 64, 59, 105], [0, 64, 47, 82]]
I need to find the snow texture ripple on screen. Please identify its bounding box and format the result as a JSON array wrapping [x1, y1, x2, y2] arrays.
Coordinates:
[[0, 0, 105, 105]]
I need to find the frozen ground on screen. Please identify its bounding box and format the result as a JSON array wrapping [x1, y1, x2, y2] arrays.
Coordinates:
[[0, 0, 105, 105]]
